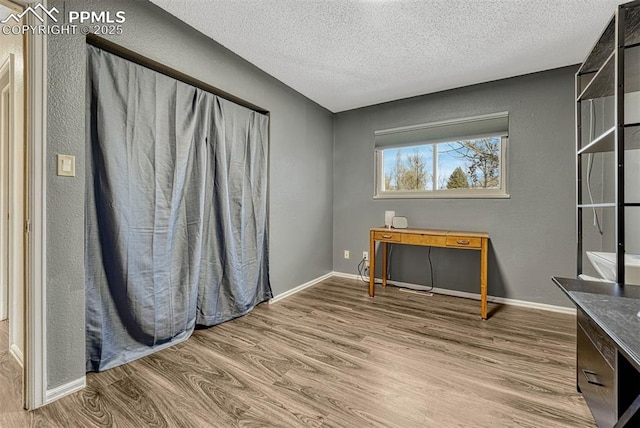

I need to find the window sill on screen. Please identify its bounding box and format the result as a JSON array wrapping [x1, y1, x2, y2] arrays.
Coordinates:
[[373, 192, 511, 200]]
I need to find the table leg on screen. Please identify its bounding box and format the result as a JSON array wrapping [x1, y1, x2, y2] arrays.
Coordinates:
[[382, 242, 388, 288], [369, 231, 375, 297], [481, 237, 488, 320]]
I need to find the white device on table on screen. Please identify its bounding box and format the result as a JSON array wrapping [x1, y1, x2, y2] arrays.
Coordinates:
[[384, 211, 395, 229], [392, 216, 408, 229]]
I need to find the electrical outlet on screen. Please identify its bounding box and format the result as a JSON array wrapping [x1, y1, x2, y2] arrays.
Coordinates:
[[344, 250, 350, 259], [362, 251, 368, 261]]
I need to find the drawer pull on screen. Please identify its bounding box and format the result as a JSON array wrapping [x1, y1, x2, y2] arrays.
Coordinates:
[[582, 369, 604, 387], [456, 239, 470, 245], [382, 234, 392, 239]]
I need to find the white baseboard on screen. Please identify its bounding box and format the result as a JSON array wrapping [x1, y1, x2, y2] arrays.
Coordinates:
[[485, 293, 576, 315], [9, 343, 23, 367], [45, 376, 86, 405], [270, 272, 334, 304], [332, 272, 576, 315]]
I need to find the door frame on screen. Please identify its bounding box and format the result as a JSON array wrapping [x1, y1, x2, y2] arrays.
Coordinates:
[[0, 51, 24, 368], [1, 0, 48, 409], [0, 56, 11, 324], [0, 0, 49, 410], [22, 1, 48, 410]]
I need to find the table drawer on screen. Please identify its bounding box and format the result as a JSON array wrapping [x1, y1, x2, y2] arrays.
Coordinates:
[[374, 231, 402, 242], [401, 234, 446, 246], [577, 324, 616, 428], [446, 236, 482, 248], [577, 309, 615, 369]]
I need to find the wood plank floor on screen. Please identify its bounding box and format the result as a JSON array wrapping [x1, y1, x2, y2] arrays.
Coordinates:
[[2, 278, 595, 427], [0, 319, 25, 426]]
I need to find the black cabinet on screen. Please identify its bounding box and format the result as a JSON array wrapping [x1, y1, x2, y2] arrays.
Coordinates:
[[552, 278, 640, 428], [577, 309, 616, 427]]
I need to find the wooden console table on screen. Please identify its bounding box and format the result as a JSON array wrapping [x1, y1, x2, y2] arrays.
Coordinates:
[[369, 227, 490, 319]]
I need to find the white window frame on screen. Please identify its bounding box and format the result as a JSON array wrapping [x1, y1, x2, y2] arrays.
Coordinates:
[[374, 115, 510, 199]]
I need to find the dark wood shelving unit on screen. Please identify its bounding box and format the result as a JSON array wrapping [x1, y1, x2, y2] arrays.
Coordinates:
[[570, 2, 640, 426], [576, 1, 640, 284]]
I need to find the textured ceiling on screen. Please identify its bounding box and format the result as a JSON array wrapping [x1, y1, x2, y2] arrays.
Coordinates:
[[150, 0, 623, 113]]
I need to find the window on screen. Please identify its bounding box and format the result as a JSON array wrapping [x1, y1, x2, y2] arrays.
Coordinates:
[[374, 113, 509, 198]]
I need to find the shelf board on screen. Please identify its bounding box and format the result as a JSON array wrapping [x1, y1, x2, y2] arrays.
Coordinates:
[[577, 45, 640, 101], [577, 52, 614, 101], [578, 126, 616, 154], [625, 123, 640, 150], [626, 4, 640, 47], [578, 123, 640, 154], [578, 5, 640, 76], [578, 203, 616, 208], [625, 38, 640, 97], [579, 18, 615, 75]]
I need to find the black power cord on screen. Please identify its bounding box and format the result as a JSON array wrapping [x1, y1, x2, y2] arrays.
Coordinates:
[[426, 246, 434, 292], [357, 244, 434, 290], [390, 244, 434, 291], [357, 257, 369, 284], [379, 244, 435, 291]]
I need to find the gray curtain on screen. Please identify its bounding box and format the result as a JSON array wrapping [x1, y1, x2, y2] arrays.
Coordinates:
[[85, 45, 271, 372]]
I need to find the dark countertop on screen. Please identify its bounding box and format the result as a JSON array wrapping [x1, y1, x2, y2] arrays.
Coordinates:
[[553, 277, 640, 372]]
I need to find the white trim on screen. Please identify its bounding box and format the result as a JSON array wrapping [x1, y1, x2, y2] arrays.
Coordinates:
[[374, 111, 509, 137], [373, 192, 511, 200], [10, 342, 23, 367], [332, 272, 576, 315], [24, 3, 48, 409], [0, 0, 21, 12], [0, 58, 10, 322], [1, 49, 26, 378], [44, 377, 86, 404], [485, 293, 576, 315], [269, 272, 334, 304]]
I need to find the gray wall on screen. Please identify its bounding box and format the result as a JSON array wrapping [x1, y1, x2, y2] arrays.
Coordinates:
[[47, 0, 333, 389], [333, 66, 578, 307]]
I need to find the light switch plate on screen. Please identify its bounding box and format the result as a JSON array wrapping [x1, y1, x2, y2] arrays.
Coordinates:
[[57, 154, 75, 177]]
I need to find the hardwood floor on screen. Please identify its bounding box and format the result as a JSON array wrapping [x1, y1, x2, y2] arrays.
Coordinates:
[[0, 319, 25, 426], [5, 278, 595, 427]]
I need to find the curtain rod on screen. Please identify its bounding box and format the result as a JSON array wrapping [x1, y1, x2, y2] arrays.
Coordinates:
[[85, 34, 269, 115]]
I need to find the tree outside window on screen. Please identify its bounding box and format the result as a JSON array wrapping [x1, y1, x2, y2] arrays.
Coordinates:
[[379, 135, 504, 196]]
